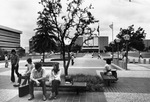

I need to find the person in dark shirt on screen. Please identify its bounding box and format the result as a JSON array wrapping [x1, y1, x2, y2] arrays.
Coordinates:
[[10, 49, 21, 83]]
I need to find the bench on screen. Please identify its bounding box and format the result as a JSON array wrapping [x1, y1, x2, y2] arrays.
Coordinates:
[[34, 62, 59, 66], [35, 82, 87, 95], [100, 72, 117, 86]]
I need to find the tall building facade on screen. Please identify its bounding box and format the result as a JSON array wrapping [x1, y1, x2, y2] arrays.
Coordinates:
[[143, 39, 150, 48], [75, 36, 108, 52], [0, 25, 22, 51]]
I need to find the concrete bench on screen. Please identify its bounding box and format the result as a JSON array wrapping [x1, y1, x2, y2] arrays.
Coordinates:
[[100, 72, 117, 86], [36, 82, 87, 95]]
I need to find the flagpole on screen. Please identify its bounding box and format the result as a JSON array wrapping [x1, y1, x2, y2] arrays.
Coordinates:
[[112, 22, 114, 41], [98, 22, 100, 53]]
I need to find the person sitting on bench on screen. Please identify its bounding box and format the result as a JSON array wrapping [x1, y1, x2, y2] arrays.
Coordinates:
[[13, 58, 34, 87], [104, 59, 112, 75], [28, 63, 47, 101], [48, 63, 61, 100], [104, 59, 118, 80]]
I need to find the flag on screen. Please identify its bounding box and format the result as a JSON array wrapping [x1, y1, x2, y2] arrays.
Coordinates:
[[109, 23, 113, 29]]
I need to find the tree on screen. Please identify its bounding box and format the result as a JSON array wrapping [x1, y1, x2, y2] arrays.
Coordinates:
[[16, 47, 25, 57], [31, 34, 57, 62], [31, 6, 58, 62], [116, 25, 146, 59], [71, 44, 82, 52], [38, 0, 98, 75]]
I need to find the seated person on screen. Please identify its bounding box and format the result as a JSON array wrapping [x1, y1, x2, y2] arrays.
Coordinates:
[[104, 59, 118, 80], [28, 63, 47, 101], [48, 63, 61, 100], [104, 59, 112, 75], [13, 58, 34, 87]]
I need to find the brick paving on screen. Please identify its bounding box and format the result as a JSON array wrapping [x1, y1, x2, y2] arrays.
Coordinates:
[[0, 53, 150, 102]]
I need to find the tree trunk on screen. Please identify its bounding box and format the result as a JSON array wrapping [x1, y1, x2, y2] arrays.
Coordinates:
[[62, 48, 72, 76], [62, 47, 68, 76], [64, 67, 68, 76]]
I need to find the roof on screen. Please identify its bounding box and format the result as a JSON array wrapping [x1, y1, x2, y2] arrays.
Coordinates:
[[0, 25, 22, 34]]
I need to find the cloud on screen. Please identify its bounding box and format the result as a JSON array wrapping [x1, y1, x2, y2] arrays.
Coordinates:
[[0, 0, 42, 47], [87, 0, 150, 41], [0, 0, 150, 47]]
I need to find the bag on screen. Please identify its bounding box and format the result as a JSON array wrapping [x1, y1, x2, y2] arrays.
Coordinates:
[[18, 84, 29, 97], [65, 76, 73, 83]]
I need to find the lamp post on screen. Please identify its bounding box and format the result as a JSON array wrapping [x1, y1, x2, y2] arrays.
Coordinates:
[[110, 41, 115, 60], [115, 38, 121, 65], [123, 34, 130, 70]]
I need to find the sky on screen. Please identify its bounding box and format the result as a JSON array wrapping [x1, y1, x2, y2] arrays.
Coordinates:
[[0, 0, 150, 48]]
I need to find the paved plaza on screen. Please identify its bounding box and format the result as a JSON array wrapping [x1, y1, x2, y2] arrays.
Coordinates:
[[0, 53, 150, 102]]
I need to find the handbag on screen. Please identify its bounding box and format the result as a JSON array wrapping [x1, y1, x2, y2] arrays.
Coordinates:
[[65, 76, 73, 83], [18, 84, 29, 97]]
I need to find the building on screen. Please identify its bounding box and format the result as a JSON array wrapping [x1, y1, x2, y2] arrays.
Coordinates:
[[75, 36, 108, 52], [0, 25, 22, 51], [143, 39, 150, 48], [29, 35, 108, 53]]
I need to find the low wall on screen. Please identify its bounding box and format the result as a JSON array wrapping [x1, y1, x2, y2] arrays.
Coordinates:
[[113, 58, 150, 70]]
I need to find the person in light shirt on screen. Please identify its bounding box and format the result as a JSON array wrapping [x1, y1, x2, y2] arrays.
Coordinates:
[[48, 63, 61, 99], [104, 59, 112, 75], [28, 63, 47, 101], [13, 58, 34, 87]]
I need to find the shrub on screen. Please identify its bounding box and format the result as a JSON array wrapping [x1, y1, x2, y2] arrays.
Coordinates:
[[62, 74, 104, 92]]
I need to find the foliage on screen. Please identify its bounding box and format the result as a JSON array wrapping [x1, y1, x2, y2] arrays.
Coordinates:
[[104, 46, 112, 52], [114, 25, 146, 52], [37, 0, 98, 75], [16, 47, 26, 57], [71, 44, 82, 52], [31, 34, 57, 53], [0, 48, 6, 60], [64, 74, 104, 92], [31, 33, 58, 62]]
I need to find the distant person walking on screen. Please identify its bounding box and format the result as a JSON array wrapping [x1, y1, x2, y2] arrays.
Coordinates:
[[10, 49, 21, 83], [139, 52, 143, 59], [40, 55, 43, 62], [71, 54, 75, 65], [92, 52, 94, 58], [122, 52, 126, 60], [5, 54, 9, 68], [98, 53, 101, 59]]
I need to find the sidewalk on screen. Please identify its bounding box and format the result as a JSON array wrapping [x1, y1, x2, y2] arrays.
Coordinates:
[[0, 54, 150, 102]]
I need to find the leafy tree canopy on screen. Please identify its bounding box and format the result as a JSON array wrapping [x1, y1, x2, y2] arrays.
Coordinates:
[[115, 25, 146, 52], [36, 0, 98, 75]]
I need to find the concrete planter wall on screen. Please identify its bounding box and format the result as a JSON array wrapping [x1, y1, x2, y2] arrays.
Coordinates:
[[113, 58, 150, 69]]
